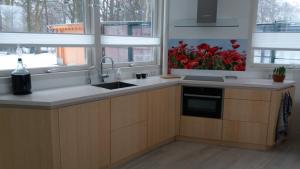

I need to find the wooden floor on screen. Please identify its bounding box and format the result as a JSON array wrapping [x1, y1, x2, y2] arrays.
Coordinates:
[[116, 139, 300, 169]]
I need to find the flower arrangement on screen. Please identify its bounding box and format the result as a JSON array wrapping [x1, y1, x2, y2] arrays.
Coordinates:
[[168, 40, 246, 73]]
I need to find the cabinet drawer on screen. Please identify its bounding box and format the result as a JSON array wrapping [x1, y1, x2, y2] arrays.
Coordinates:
[[180, 116, 222, 140], [223, 99, 270, 124], [225, 88, 271, 101], [111, 122, 147, 164], [222, 120, 268, 145], [111, 92, 147, 131]]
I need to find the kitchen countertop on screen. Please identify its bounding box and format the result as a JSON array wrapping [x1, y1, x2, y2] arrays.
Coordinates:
[[0, 76, 296, 109]]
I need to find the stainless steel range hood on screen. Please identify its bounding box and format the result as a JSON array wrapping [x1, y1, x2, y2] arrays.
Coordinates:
[[174, 0, 239, 28]]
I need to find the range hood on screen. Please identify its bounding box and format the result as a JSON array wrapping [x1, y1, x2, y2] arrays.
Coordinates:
[[175, 0, 239, 28]]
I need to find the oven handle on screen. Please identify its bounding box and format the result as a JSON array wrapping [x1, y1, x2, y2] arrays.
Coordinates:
[[183, 94, 222, 99]]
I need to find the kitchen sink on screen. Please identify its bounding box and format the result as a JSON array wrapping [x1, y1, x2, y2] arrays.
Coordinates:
[[93, 82, 136, 90]]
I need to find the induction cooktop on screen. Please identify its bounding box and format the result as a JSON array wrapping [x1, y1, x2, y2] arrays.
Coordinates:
[[183, 75, 225, 82]]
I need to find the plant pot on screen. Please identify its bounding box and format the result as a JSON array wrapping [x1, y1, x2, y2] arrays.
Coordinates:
[[273, 75, 285, 83]]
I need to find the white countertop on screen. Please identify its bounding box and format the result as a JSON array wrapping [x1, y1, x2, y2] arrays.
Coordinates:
[[0, 76, 295, 108]]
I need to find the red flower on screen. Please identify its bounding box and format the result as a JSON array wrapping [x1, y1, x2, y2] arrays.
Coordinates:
[[180, 58, 189, 65], [190, 60, 199, 67], [184, 61, 198, 69], [175, 55, 186, 62], [168, 40, 246, 72], [208, 46, 220, 55], [234, 63, 246, 71], [197, 43, 210, 51], [232, 43, 240, 49]]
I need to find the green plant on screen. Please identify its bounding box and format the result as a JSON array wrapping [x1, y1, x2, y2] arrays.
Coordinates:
[[273, 66, 286, 76]]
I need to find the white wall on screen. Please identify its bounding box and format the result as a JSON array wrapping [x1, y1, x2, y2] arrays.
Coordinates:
[[168, 0, 300, 136], [0, 66, 160, 94]]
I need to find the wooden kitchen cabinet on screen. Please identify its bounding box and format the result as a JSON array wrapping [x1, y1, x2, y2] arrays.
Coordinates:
[[223, 87, 295, 147], [222, 120, 268, 145], [147, 86, 178, 147], [223, 99, 270, 124], [180, 116, 222, 140], [110, 92, 148, 164], [224, 88, 271, 101], [58, 100, 110, 169], [111, 122, 147, 164], [0, 108, 60, 169], [111, 92, 147, 131], [223, 88, 270, 146]]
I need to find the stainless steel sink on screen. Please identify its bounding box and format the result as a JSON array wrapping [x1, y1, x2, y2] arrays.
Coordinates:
[[93, 82, 136, 90]]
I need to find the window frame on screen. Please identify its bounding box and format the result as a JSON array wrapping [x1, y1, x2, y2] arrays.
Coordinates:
[[99, 0, 162, 68], [250, 0, 300, 69], [0, 0, 93, 76], [0, 0, 162, 76]]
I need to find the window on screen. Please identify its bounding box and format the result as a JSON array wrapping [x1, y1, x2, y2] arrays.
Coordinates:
[[0, 0, 92, 72], [98, 0, 160, 66], [252, 0, 300, 66], [0, 0, 161, 74]]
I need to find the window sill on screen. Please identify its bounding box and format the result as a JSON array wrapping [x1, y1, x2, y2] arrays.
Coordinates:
[[249, 63, 300, 70]]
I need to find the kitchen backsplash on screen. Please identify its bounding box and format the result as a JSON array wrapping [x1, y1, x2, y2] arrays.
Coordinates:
[[168, 39, 248, 73]]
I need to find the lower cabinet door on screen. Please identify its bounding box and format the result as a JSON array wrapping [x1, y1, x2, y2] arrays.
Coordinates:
[[180, 116, 222, 140], [147, 87, 177, 147], [111, 122, 147, 164], [222, 120, 268, 145], [58, 100, 110, 169]]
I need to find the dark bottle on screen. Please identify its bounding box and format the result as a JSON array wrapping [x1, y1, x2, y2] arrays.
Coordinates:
[[11, 58, 32, 95]]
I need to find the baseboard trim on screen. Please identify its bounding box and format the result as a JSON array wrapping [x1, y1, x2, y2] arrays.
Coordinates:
[[176, 136, 270, 151]]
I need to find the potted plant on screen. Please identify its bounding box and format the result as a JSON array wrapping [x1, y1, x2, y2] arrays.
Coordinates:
[[273, 66, 286, 82]]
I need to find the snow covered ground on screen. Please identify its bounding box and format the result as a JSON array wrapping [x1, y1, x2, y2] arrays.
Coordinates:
[[0, 53, 58, 70]]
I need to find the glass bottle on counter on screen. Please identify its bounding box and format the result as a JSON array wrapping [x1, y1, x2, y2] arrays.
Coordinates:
[[11, 47, 32, 95]]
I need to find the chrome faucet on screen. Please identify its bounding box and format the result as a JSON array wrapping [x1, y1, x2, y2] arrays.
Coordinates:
[[99, 56, 114, 82]]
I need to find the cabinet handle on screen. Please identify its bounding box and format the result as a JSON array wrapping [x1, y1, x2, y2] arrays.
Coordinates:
[[183, 94, 222, 99]]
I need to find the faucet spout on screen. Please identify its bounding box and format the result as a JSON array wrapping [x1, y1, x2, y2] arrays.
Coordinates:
[[99, 56, 114, 83]]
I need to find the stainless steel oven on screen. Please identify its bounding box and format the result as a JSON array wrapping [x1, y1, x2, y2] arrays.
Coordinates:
[[182, 86, 223, 119]]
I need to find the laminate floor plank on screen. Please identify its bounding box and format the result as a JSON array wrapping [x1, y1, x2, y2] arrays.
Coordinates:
[[116, 139, 300, 169]]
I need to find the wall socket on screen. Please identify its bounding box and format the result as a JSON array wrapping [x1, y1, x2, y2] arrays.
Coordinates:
[[149, 71, 157, 76]]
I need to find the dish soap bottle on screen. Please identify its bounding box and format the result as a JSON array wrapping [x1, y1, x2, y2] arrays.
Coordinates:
[[11, 47, 31, 95], [115, 68, 122, 81]]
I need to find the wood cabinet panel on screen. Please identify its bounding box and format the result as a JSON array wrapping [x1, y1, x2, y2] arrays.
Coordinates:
[[180, 116, 222, 140], [225, 88, 271, 101], [0, 108, 60, 169], [223, 120, 268, 145], [111, 122, 147, 164], [148, 86, 177, 147], [223, 99, 270, 124], [175, 86, 182, 136], [59, 100, 110, 169], [111, 92, 147, 131]]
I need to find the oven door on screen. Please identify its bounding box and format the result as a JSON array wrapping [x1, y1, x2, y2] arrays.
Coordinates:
[[182, 94, 222, 119]]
